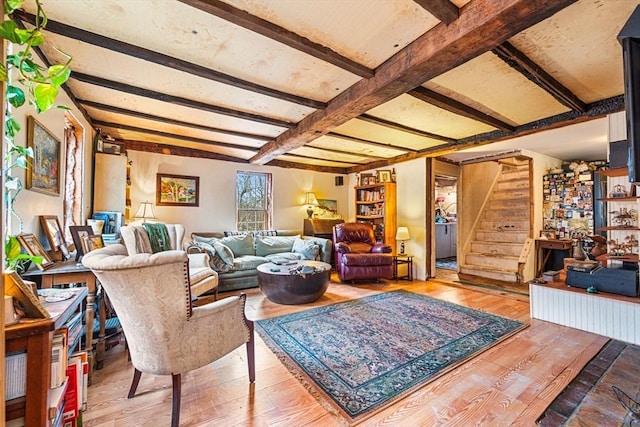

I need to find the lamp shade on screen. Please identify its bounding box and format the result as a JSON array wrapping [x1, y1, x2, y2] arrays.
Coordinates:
[[305, 192, 319, 206], [395, 227, 410, 241], [134, 201, 156, 221]]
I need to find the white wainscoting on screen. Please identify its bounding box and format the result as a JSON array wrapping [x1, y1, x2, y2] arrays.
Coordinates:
[[530, 283, 640, 345]]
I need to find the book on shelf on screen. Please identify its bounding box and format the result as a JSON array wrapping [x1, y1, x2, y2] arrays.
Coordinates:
[[48, 379, 68, 426], [71, 351, 89, 411], [63, 357, 83, 426], [51, 328, 69, 389], [5, 351, 27, 400]]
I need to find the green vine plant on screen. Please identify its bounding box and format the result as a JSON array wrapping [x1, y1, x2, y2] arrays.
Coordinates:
[[0, 0, 71, 270]]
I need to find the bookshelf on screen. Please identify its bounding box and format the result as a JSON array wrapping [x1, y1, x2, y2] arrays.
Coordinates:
[[4, 287, 87, 426], [355, 182, 397, 252]]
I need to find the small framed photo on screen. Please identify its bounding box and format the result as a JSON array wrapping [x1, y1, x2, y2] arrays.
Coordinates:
[[26, 116, 61, 196], [39, 215, 68, 260], [81, 234, 104, 254], [69, 225, 95, 261], [156, 173, 200, 207], [17, 233, 54, 270], [360, 173, 374, 186], [377, 169, 392, 183], [540, 230, 557, 240]]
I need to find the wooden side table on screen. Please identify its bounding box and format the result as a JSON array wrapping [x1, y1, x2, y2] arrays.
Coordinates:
[[393, 254, 413, 281], [22, 260, 106, 375]]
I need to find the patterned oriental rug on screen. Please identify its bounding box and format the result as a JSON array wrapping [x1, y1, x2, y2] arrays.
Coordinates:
[[256, 290, 527, 425]]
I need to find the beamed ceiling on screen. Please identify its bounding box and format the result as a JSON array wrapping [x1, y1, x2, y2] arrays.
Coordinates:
[[14, 0, 638, 173]]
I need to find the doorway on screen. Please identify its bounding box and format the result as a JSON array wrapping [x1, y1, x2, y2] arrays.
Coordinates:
[[435, 175, 458, 272]]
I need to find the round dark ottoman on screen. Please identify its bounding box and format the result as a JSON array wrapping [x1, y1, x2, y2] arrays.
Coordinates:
[[257, 260, 331, 304]]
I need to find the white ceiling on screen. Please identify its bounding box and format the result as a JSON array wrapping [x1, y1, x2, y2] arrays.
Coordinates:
[[14, 0, 638, 172], [443, 116, 610, 163]]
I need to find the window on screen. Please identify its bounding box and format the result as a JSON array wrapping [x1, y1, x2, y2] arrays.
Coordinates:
[[236, 171, 272, 231]]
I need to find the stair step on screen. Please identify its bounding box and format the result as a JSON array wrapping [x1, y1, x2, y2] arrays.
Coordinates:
[[475, 230, 529, 242], [478, 220, 530, 231], [489, 198, 530, 209], [465, 253, 520, 270], [492, 189, 529, 200], [499, 169, 529, 181], [459, 265, 519, 283], [484, 209, 530, 220], [471, 241, 523, 256], [496, 180, 529, 191]]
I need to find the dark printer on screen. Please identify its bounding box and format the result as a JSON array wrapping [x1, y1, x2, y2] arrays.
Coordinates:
[[566, 263, 639, 297]]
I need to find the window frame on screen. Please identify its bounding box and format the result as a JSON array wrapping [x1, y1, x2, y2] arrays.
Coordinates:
[[236, 170, 273, 231]]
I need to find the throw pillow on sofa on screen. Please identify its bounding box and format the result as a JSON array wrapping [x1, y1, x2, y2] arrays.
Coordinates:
[[185, 241, 233, 273], [192, 233, 255, 257], [255, 235, 298, 256], [292, 238, 320, 260]]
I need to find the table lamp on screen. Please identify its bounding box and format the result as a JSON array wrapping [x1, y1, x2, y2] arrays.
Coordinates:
[[396, 226, 410, 254], [305, 192, 319, 218], [134, 201, 157, 223]]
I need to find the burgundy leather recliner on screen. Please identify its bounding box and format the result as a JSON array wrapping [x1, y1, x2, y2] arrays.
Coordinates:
[[333, 222, 394, 282]]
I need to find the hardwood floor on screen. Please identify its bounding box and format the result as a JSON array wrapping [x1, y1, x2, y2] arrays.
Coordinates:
[[82, 277, 608, 426]]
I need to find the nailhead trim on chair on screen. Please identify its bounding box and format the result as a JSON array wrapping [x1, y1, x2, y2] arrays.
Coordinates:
[[183, 261, 193, 318]]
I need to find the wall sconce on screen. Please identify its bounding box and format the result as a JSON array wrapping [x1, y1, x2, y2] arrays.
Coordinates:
[[304, 192, 319, 218], [134, 201, 157, 223], [396, 226, 410, 254]]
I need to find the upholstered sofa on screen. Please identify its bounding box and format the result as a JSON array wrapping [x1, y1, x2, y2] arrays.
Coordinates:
[[188, 230, 332, 293]]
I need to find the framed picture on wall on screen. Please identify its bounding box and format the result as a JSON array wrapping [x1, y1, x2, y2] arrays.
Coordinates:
[[26, 116, 61, 196], [156, 173, 200, 206]]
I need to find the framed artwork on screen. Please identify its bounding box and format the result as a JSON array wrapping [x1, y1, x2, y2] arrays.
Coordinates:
[[26, 116, 61, 196], [17, 233, 54, 270], [377, 169, 392, 183], [39, 215, 68, 259], [69, 225, 94, 260], [360, 173, 375, 185], [81, 234, 104, 254], [156, 173, 200, 206], [540, 230, 557, 240], [314, 199, 341, 219]]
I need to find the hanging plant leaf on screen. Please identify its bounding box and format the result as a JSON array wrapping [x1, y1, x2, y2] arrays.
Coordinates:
[[33, 82, 57, 112], [0, 20, 19, 43], [4, 116, 20, 140], [6, 84, 25, 107], [48, 64, 70, 87], [4, 0, 25, 14]]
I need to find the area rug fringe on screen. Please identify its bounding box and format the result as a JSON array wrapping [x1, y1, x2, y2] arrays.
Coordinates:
[[256, 290, 528, 425]]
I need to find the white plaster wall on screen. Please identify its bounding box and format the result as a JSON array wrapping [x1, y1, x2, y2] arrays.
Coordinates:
[[9, 92, 93, 240], [126, 150, 349, 238]]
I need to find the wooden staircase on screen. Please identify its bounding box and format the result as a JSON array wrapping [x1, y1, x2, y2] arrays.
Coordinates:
[[459, 160, 532, 286]]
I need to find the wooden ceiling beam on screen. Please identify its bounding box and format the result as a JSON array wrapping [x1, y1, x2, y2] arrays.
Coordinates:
[[347, 95, 624, 172], [250, 0, 577, 165], [178, 0, 373, 78], [93, 120, 261, 153], [125, 139, 351, 173], [327, 132, 419, 153], [78, 99, 273, 142], [408, 87, 517, 132], [72, 72, 294, 128], [413, 0, 460, 25], [358, 114, 456, 142], [13, 10, 326, 110], [492, 41, 588, 112], [124, 139, 249, 163]]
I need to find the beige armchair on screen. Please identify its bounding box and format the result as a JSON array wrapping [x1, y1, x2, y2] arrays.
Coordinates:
[[121, 224, 218, 298], [82, 244, 255, 427]]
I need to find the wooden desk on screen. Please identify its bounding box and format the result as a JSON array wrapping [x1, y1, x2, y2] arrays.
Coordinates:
[[5, 287, 87, 426], [535, 239, 573, 277], [23, 260, 106, 375]]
